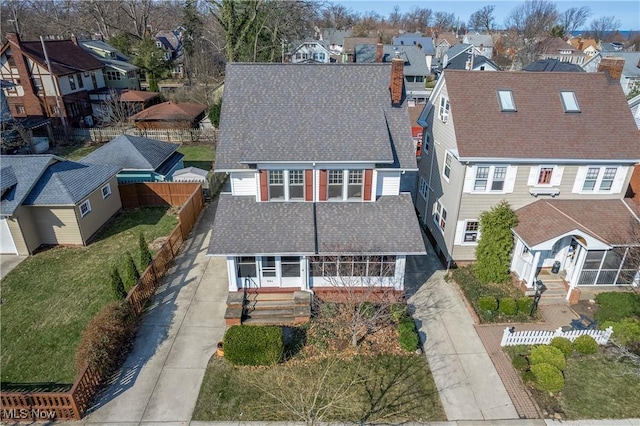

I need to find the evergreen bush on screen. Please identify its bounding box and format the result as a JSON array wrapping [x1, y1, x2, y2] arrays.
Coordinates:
[[123, 252, 140, 289], [474, 201, 518, 284], [550, 337, 574, 357], [223, 325, 284, 366], [573, 334, 599, 354], [390, 303, 408, 322], [511, 355, 529, 372], [601, 319, 640, 347], [139, 232, 153, 269], [398, 318, 419, 352], [517, 297, 533, 315], [531, 362, 565, 393], [499, 298, 518, 316], [110, 266, 126, 300], [478, 296, 498, 312], [529, 345, 566, 371]]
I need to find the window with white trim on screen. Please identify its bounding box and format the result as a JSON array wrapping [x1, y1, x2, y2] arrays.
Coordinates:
[[68, 76, 76, 90], [464, 220, 479, 243], [347, 170, 363, 199], [419, 177, 428, 199], [433, 201, 447, 232], [474, 165, 507, 192], [289, 170, 304, 200], [443, 152, 452, 180], [474, 166, 489, 190], [438, 96, 450, 122], [328, 170, 344, 200], [101, 183, 111, 199], [79, 200, 91, 217], [538, 167, 554, 185], [491, 166, 506, 190], [497, 90, 516, 111], [582, 166, 617, 191], [269, 170, 285, 200], [310, 255, 396, 277], [423, 133, 430, 155]]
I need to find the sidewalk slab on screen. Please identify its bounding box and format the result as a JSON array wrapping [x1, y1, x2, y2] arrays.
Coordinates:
[[140, 367, 205, 422]]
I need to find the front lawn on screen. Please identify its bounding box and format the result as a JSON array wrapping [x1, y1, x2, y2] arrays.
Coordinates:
[[194, 354, 444, 423], [0, 208, 178, 385], [178, 145, 215, 171], [504, 345, 640, 419]]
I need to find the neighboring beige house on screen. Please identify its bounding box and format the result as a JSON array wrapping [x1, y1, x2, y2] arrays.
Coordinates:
[[536, 37, 587, 65], [415, 70, 640, 292], [0, 155, 121, 255]]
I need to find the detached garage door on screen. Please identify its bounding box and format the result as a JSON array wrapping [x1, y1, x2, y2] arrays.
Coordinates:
[[0, 217, 18, 254]]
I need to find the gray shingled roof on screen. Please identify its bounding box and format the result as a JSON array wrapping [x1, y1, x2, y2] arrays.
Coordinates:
[[0, 165, 17, 194], [0, 155, 54, 215], [523, 58, 585, 72], [354, 45, 429, 77], [24, 161, 120, 205], [446, 52, 499, 70], [216, 63, 417, 172], [81, 135, 180, 171], [392, 34, 435, 54], [601, 52, 640, 78], [207, 193, 426, 256]]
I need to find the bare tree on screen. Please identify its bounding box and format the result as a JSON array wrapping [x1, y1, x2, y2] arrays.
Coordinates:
[[469, 5, 495, 33], [559, 6, 591, 35], [433, 11, 457, 32], [96, 90, 132, 126], [311, 254, 402, 347], [402, 6, 432, 33], [388, 5, 402, 27], [590, 15, 621, 42], [319, 2, 356, 30]]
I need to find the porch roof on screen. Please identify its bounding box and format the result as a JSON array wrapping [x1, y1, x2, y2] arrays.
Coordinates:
[[513, 199, 640, 248], [207, 194, 426, 256]]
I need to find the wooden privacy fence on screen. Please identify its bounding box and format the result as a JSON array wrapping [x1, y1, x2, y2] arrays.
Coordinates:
[[500, 326, 614, 346], [86, 126, 217, 143], [119, 182, 202, 208], [0, 183, 205, 421]]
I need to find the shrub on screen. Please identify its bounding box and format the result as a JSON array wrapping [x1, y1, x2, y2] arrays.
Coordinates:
[[601, 318, 640, 347], [573, 334, 599, 354], [595, 292, 640, 322], [511, 355, 529, 372], [139, 232, 153, 269], [522, 370, 536, 384], [123, 252, 140, 289], [478, 296, 498, 312], [223, 325, 284, 366], [359, 302, 375, 319], [499, 298, 518, 316], [529, 345, 566, 371], [531, 363, 565, 393], [390, 303, 408, 322], [110, 266, 126, 300], [550, 337, 574, 357], [517, 297, 533, 315], [322, 301, 338, 317], [474, 201, 518, 284], [75, 301, 136, 375], [398, 318, 419, 352]]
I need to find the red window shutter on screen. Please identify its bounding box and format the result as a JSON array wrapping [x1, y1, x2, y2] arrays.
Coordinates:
[[319, 170, 328, 201], [363, 169, 373, 201], [259, 170, 268, 201], [305, 170, 313, 201]]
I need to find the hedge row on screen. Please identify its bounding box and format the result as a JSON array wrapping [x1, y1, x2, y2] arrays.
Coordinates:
[[478, 296, 533, 316], [223, 325, 284, 366]]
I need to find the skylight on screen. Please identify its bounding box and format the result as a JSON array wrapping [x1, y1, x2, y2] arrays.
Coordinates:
[[497, 90, 516, 111], [560, 91, 580, 112]]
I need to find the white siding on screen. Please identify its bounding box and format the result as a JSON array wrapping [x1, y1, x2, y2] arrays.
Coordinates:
[[376, 171, 401, 196], [231, 171, 257, 196]]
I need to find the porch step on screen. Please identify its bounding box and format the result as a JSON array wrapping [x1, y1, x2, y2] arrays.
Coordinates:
[[245, 307, 295, 316], [242, 315, 297, 325], [245, 292, 295, 302]]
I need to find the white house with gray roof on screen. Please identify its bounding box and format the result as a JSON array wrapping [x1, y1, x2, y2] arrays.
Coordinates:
[[208, 62, 426, 297]]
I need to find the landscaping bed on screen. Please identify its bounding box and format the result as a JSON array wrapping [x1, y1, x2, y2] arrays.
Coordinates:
[[451, 266, 539, 323], [0, 207, 178, 384], [193, 302, 445, 423]]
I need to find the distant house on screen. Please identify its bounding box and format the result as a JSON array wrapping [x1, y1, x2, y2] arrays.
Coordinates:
[[536, 37, 586, 65], [76, 38, 140, 90], [462, 33, 493, 58], [568, 37, 599, 57], [128, 101, 207, 130], [342, 37, 379, 63], [155, 29, 184, 79], [321, 28, 352, 55], [392, 33, 435, 56], [434, 32, 459, 61], [0, 155, 121, 255], [0, 33, 105, 127], [441, 43, 500, 72], [290, 40, 331, 64], [80, 134, 184, 183], [119, 90, 161, 115], [583, 53, 640, 96], [523, 59, 585, 72]]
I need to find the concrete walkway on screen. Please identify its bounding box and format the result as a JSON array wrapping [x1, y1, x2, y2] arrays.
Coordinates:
[[83, 200, 228, 425]]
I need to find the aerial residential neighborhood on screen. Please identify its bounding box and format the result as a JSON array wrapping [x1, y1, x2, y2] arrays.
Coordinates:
[[1, 1, 639, 424]]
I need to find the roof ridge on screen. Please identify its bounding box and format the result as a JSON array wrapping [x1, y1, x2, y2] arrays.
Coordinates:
[[545, 201, 609, 244]]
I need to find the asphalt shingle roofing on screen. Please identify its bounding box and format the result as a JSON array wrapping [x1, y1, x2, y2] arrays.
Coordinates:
[[24, 161, 119, 205], [1, 155, 54, 215], [15, 40, 103, 75], [81, 135, 181, 171], [215, 63, 416, 171], [207, 194, 426, 256], [442, 70, 640, 160]]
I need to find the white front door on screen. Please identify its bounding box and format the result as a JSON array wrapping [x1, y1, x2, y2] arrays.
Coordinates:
[[0, 218, 18, 255], [260, 256, 278, 287]]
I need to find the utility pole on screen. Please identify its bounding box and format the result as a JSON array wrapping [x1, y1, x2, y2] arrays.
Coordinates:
[[40, 36, 68, 137]]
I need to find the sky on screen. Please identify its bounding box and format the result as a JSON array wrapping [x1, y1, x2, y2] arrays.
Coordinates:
[[334, 1, 640, 31]]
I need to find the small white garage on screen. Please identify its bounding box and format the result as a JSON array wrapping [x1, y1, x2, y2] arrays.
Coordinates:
[[172, 167, 209, 188], [0, 217, 18, 255]]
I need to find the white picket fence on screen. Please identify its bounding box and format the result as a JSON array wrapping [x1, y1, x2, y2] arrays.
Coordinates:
[[500, 326, 613, 346]]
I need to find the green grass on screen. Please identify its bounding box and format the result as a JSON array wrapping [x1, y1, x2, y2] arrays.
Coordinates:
[[0, 208, 178, 384], [178, 145, 215, 171], [503, 345, 640, 419], [193, 354, 445, 423], [50, 143, 101, 161]]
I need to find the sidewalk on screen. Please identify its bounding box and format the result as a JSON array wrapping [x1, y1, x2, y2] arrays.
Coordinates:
[[82, 200, 228, 424]]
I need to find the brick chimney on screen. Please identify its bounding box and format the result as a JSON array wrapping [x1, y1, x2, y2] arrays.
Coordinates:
[[598, 57, 625, 81], [376, 42, 383, 63], [389, 54, 404, 106]]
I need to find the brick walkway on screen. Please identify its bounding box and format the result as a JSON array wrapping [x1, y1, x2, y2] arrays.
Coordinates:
[[474, 304, 581, 420]]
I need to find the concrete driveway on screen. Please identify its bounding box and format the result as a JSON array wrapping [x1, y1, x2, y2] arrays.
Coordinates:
[[0, 254, 28, 280]]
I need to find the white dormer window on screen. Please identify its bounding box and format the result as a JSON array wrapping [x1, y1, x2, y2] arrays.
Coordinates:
[[560, 91, 580, 112], [498, 90, 516, 111], [438, 96, 450, 123]]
